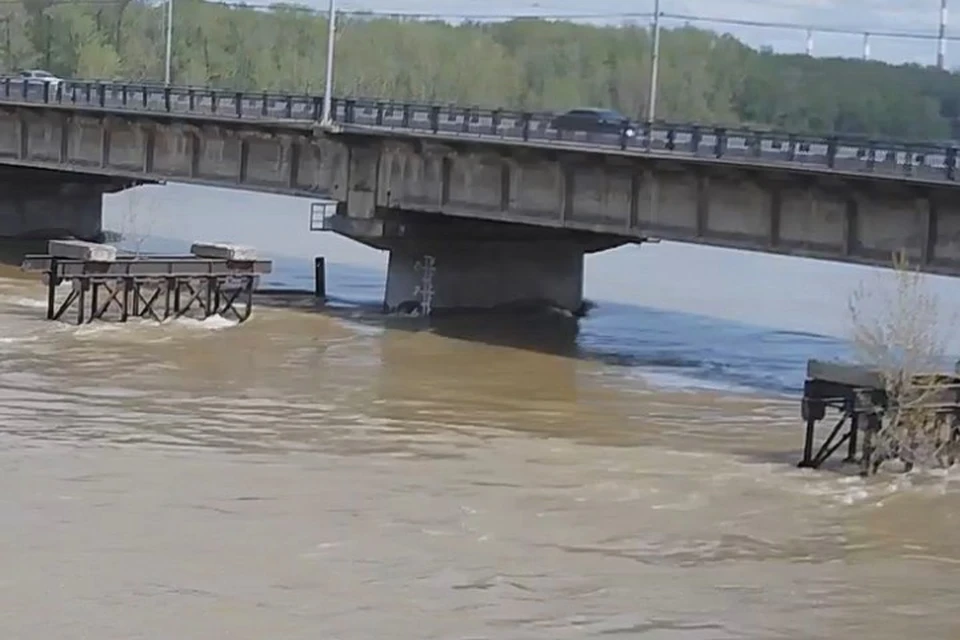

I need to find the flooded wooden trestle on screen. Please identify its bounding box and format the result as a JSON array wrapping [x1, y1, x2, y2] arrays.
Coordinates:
[[800, 359, 960, 476], [21, 241, 272, 325]]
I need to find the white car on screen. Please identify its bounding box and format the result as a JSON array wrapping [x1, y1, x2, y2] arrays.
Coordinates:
[[18, 69, 65, 92]]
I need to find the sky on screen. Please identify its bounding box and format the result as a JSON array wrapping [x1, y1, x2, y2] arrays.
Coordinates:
[[289, 0, 955, 66]]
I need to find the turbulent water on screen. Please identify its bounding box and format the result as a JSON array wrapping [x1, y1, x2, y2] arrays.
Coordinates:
[[1, 185, 960, 639]]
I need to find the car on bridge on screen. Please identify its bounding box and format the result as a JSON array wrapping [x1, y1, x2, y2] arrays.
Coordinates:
[[550, 108, 637, 139], [15, 69, 66, 92]]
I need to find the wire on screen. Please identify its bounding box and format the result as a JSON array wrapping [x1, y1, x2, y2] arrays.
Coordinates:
[[1, 0, 956, 44]]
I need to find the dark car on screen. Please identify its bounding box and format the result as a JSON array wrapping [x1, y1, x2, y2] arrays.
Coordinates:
[[550, 108, 637, 138]]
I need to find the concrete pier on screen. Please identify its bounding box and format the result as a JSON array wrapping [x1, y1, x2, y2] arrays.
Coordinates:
[[383, 240, 585, 314], [0, 167, 139, 241]]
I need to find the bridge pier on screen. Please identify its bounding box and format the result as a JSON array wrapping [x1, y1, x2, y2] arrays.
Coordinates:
[[326, 211, 627, 315], [0, 167, 137, 242], [384, 239, 586, 315]]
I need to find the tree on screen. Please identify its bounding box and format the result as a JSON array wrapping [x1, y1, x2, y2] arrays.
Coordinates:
[[9, 0, 960, 140], [847, 250, 960, 473]]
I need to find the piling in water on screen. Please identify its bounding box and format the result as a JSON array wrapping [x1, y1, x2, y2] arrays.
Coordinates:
[[315, 256, 326, 300]]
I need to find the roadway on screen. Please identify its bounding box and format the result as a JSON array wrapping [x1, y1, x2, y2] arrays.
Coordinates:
[[1, 77, 956, 188]]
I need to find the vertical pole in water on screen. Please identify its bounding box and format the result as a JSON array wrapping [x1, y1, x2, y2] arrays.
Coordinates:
[[76, 280, 87, 325], [314, 256, 326, 301], [164, 0, 174, 85], [46, 260, 57, 320], [321, 0, 336, 125], [647, 0, 661, 124], [801, 416, 816, 467], [846, 411, 860, 463]]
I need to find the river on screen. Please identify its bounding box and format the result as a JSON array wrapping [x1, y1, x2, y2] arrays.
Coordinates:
[[1, 183, 959, 639]]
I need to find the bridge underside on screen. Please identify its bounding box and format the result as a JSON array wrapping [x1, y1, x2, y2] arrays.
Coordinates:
[[328, 211, 628, 314], [4, 105, 960, 311], [0, 166, 139, 241]]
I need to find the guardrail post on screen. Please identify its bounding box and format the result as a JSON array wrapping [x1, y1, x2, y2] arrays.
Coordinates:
[[42, 81, 50, 103], [691, 126, 702, 153], [947, 147, 957, 180], [20, 78, 26, 99], [163, 87, 171, 112], [827, 136, 838, 169], [376, 101, 384, 126], [261, 93, 268, 116], [342, 99, 354, 123], [120, 85, 128, 106], [235, 92, 243, 117], [643, 122, 652, 150], [714, 127, 726, 158], [55, 82, 63, 103], [211, 91, 218, 114], [285, 95, 293, 119], [140, 85, 147, 108], [751, 133, 762, 157], [401, 104, 410, 128], [666, 127, 676, 151], [187, 88, 195, 111], [3, 77, 9, 98], [619, 121, 630, 150], [312, 97, 321, 121], [462, 107, 471, 133], [787, 134, 797, 161], [521, 113, 531, 141], [866, 144, 877, 171], [429, 105, 440, 133], [84, 82, 92, 104], [97, 83, 105, 107], [491, 109, 501, 135]]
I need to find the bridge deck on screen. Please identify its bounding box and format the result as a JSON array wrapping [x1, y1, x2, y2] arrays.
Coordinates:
[[0, 78, 955, 187]]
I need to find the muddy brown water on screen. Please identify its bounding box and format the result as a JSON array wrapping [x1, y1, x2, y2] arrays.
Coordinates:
[[1, 263, 960, 640]]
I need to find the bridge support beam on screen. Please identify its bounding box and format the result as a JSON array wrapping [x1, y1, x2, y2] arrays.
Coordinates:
[[383, 239, 586, 315], [0, 167, 138, 241]]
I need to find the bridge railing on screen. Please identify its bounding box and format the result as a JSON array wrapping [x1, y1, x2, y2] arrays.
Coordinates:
[[1, 76, 957, 184]]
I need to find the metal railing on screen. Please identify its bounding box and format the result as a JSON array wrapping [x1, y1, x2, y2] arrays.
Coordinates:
[[1, 77, 958, 184]]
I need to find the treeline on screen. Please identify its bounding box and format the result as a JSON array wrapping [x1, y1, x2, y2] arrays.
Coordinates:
[[3, 0, 960, 139]]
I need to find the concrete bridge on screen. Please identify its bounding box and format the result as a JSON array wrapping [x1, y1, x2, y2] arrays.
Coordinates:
[[1, 78, 958, 313]]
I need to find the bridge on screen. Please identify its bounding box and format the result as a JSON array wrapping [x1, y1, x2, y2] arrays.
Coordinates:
[[1, 79, 958, 313]]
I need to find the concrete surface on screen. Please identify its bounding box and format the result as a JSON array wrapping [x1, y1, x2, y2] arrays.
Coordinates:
[[190, 242, 258, 261], [383, 239, 585, 313], [48, 239, 117, 262], [0, 103, 959, 281]]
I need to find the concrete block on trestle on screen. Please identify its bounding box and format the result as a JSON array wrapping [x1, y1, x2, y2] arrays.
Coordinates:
[[48, 239, 117, 262], [190, 242, 259, 261]]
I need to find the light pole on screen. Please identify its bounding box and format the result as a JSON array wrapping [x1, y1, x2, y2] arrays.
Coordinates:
[[321, 0, 336, 124], [938, 0, 948, 69], [647, 0, 661, 123], [164, 0, 173, 85]]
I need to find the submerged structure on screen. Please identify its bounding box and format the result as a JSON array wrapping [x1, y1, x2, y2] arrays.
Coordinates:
[[21, 240, 272, 324], [800, 359, 960, 475]]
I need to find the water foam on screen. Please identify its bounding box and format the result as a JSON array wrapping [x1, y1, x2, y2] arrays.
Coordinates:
[[2, 296, 48, 310]]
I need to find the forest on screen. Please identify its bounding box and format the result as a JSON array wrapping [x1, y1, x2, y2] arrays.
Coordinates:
[[3, 0, 960, 139]]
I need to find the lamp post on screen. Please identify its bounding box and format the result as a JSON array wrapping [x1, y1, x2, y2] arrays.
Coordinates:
[[647, 0, 661, 123], [321, 0, 336, 124], [938, 0, 948, 70], [164, 0, 173, 85]]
